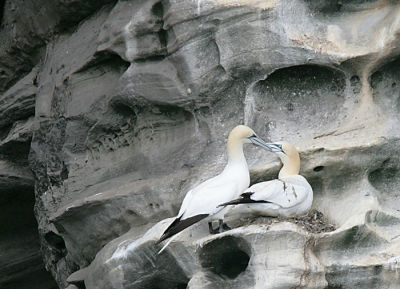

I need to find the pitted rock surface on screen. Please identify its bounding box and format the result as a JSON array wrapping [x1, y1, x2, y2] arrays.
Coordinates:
[[1, 0, 400, 288]]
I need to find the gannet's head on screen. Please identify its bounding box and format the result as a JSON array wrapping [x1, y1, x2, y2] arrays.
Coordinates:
[[227, 125, 270, 149], [263, 141, 300, 177]]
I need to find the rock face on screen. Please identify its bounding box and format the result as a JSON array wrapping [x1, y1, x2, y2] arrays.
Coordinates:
[[1, 0, 400, 288]]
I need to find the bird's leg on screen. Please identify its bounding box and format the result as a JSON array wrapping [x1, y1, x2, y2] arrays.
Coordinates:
[[209, 220, 231, 234], [222, 222, 231, 231], [218, 219, 224, 233], [208, 222, 216, 234], [217, 219, 231, 233]]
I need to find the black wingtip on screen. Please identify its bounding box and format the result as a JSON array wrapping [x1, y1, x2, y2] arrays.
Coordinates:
[[157, 233, 169, 244], [218, 192, 272, 207], [218, 199, 244, 207], [158, 214, 209, 243], [158, 216, 182, 243]]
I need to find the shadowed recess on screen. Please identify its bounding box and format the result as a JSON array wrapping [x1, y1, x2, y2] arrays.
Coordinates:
[[305, 0, 381, 15], [0, 188, 58, 289], [76, 51, 130, 74], [199, 236, 250, 279], [368, 157, 400, 210], [0, 0, 5, 25], [325, 265, 383, 289], [370, 56, 400, 113], [152, 2, 167, 51], [315, 224, 386, 254], [313, 166, 324, 172], [44, 231, 67, 259], [247, 64, 346, 141]]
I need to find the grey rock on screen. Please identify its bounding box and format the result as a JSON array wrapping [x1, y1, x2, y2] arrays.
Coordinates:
[[35, 6, 116, 118], [0, 0, 115, 94], [49, 170, 190, 267], [0, 118, 34, 192], [86, 207, 400, 289], [0, 68, 38, 129], [0, 159, 33, 192], [1, 0, 400, 288], [66, 267, 88, 283]]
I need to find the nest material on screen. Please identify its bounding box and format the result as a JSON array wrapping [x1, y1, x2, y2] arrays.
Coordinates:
[[240, 209, 336, 233]]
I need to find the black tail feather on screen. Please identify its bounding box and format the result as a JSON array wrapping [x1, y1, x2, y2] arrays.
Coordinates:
[[218, 193, 271, 207], [158, 214, 209, 243]]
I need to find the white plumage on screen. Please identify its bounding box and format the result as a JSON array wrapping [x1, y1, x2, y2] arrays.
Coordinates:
[[220, 142, 313, 218], [235, 175, 312, 217], [157, 125, 272, 251]]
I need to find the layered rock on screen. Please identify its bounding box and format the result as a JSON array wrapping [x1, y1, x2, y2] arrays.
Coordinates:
[[1, 0, 400, 288], [84, 215, 400, 289], [0, 84, 56, 287]]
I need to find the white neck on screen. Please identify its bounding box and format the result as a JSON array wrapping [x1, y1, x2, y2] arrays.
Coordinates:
[[224, 138, 248, 173]]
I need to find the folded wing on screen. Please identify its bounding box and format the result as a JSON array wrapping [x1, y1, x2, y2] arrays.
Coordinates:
[[159, 175, 240, 242], [220, 176, 311, 209]]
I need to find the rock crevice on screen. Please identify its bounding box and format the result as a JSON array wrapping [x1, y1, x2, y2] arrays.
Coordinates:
[[1, 0, 400, 288]]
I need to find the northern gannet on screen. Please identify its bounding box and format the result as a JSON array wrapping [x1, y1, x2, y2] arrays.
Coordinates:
[[219, 142, 313, 217], [158, 125, 271, 248]]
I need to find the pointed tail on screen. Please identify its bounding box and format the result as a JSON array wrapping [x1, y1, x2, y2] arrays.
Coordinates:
[[218, 192, 271, 207], [157, 213, 209, 244]]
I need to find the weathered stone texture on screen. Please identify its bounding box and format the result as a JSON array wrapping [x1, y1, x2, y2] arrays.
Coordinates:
[[1, 0, 400, 288]]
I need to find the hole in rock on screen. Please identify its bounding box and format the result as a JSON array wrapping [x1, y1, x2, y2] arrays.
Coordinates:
[[305, 0, 380, 15], [0, 188, 58, 289], [199, 236, 250, 279], [350, 75, 361, 94], [77, 51, 130, 74], [303, 0, 342, 14], [370, 57, 400, 113], [112, 101, 137, 117], [247, 64, 346, 141], [158, 29, 168, 49], [44, 231, 66, 251], [153, 105, 193, 122], [0, 0, 5, 26], [313, 166, 324, 172], [151, 2, 164, 18], [368, 157, 400, 211], [151, 2, 167, 51]]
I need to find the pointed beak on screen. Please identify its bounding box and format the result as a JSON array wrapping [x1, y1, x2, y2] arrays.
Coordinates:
[[248, 135, 283, 153]]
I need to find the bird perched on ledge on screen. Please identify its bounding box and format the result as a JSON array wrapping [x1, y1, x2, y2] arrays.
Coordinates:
[[157, 125, 271, 252], [219, 142, 313, 218]]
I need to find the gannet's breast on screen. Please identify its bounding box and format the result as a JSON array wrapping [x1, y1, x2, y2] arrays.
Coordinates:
[[158, 168, 249, 244], [179, 170, 249, 219]]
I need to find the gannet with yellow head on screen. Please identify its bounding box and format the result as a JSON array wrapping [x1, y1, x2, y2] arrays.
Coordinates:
[[219, 142, 313, 217], [158, 125, 271, 250]]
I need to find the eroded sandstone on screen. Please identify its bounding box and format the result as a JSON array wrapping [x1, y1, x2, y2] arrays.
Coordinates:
[[1, 0, 400, 288]]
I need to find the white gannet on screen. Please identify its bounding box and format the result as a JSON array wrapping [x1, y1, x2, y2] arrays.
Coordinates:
[[219, 142, 313, 218], [158, 125, 271, 248]]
